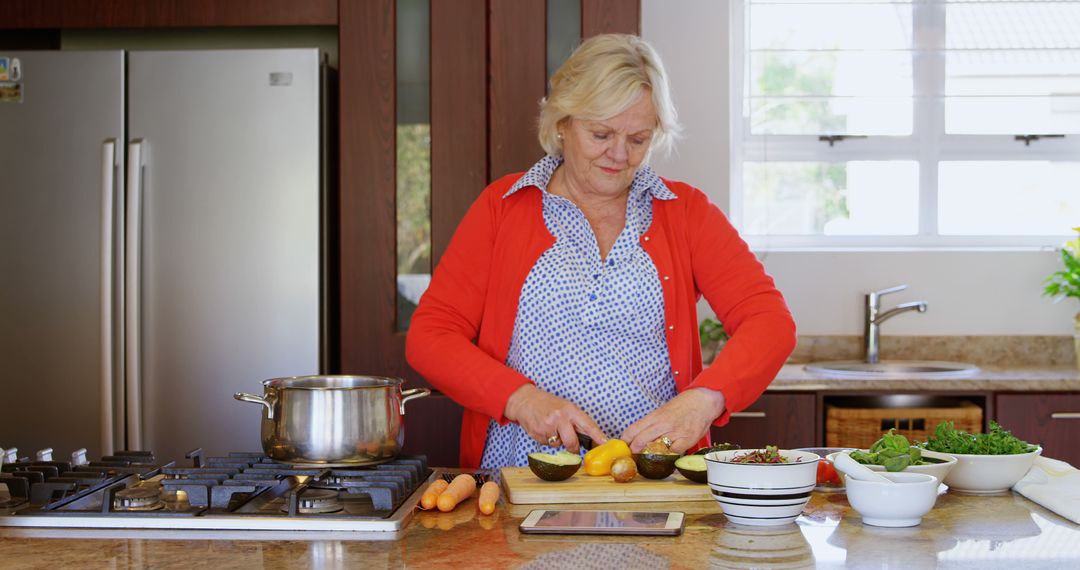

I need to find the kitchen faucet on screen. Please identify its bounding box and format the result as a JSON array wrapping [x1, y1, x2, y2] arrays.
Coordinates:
[[864, 285, 927, 364]]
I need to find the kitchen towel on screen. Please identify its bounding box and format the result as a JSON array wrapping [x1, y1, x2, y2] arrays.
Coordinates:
[[1013, 456, 1080, 525]]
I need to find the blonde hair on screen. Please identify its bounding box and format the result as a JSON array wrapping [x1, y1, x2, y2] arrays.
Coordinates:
[[538, 34, 680, 158]]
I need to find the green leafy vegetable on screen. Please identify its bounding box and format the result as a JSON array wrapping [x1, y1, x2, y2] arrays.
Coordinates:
[[849, 429, 928, 472], [920, 420, 1038, 455]]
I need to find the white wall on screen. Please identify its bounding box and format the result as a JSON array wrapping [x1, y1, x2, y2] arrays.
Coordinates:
[[642, 0, 1071, 336]]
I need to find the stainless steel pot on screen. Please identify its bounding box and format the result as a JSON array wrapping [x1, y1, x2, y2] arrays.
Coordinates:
[[233, 375, 430, 466]]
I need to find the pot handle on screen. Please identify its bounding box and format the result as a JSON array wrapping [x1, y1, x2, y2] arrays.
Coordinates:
[[234, 392, 275, 420], [399, 388, 431, 415]]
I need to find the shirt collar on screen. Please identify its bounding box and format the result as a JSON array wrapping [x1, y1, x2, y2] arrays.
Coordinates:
[[503, 155, 677, 201]]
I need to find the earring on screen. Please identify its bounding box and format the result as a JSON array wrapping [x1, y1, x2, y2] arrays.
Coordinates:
[[557, 132, 563, 140]]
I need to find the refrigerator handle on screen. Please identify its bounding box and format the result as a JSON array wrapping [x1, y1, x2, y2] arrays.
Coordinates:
[[100, 139, 118, 456], [125, 139, 145, 451]]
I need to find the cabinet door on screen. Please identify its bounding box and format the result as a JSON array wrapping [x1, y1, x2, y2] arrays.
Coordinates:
[[711, 393, 817, 449], [400, 394, 464, 468], [996, 393, 1080, 466]]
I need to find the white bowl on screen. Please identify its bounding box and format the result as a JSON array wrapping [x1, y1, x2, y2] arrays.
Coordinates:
[[826, 449, 957, 486], [705, 449, 820, 526], [845, 471, 940, 527], [938, 447, 1042, 494]]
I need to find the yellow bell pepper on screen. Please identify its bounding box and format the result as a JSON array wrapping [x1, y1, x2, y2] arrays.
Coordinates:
[[583, 439, 632, 476]]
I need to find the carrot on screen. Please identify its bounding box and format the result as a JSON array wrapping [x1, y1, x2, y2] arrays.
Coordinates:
[[436, 474, 476, 512], [478, 481, 499, 515], [420, 478, 449, 510]]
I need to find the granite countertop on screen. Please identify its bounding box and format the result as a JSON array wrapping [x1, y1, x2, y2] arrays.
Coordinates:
[[762, 335, 1080, 391], [2, 485, 1079, 568], [771, 363, 1080, 391]]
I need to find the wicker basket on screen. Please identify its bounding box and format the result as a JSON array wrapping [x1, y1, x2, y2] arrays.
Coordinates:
[[825, 402, 983, 449]]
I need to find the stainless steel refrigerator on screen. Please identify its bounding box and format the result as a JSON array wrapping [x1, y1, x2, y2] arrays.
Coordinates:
[[0, 49, 324, 463]]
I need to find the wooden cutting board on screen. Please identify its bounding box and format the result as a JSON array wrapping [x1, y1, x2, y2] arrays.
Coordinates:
[[499, 467, 714, 505]]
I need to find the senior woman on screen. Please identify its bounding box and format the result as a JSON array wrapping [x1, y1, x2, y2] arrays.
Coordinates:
[[406, 34, 796, 469]]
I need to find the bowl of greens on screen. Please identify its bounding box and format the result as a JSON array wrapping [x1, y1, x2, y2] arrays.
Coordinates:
[[918, 421, 1041, 495], [826, 429, 957, 485], [705, 446, 820, 526]]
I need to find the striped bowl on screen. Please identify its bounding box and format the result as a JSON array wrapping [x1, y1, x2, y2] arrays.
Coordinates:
[[704, 449, 821, 526]]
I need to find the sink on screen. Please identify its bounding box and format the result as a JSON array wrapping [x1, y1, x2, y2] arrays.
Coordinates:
[[803, 360, 980, 380]]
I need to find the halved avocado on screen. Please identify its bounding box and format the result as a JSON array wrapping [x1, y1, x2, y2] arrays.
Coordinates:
[[674, 454, 708, 483], [693, 442, 740, 455], [527, 451, 582, 481], [633, 452, 680, 480]]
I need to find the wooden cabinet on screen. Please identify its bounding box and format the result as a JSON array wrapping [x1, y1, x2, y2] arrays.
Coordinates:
[[0, 0, 337, 28], [711, 393, 817, 449], [400, 394, 463, 469], [995, 393, 1080, 466]]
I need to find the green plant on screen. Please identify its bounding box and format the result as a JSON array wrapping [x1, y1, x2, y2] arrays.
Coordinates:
[[1043, 228, 1080, 303], [699, 317, 729, 345], [920, 421, 1037, 456]]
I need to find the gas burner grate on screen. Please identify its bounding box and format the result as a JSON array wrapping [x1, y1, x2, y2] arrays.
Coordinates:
[[0, 446, 434, 531], [157, 451, 430, 518], [1, 448, 169, 512]]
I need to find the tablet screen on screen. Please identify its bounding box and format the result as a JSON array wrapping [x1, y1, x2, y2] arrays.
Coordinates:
[[534, 510, 672, 529], [520, 510, 684, 535]]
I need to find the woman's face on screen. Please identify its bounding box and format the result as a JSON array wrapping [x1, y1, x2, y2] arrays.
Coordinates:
[[559, 90, 657, 200]]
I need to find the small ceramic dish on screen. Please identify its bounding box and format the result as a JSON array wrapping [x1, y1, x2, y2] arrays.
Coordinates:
[[845, 471, 940, 527]]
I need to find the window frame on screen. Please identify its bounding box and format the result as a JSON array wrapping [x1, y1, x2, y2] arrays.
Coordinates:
[[730, 0, 1080, 250]]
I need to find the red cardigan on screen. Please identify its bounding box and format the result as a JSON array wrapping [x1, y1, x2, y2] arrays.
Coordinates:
[[405, 173, 797, 468]]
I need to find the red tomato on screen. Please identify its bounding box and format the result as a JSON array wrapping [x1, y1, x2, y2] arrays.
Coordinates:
[[816, 460, 841, 486]]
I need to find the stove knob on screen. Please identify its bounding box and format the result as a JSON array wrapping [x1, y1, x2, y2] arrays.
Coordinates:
[[36, 448, 54, 462], [71, 448, 89, 466]]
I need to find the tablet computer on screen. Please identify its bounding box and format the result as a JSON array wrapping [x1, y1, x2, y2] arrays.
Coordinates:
[[519, 510, 684, 536]]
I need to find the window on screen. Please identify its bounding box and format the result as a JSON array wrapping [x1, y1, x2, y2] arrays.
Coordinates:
[[396, 0, 431, 331], [733, 0, 1080, 248]]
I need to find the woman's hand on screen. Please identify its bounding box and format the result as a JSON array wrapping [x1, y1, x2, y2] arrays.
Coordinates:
[[504, 384, 608, 453], [620, 388, 726, 453]]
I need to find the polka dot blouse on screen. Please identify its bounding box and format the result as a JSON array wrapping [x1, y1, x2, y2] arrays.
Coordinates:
[[479, 156, 678, 469]]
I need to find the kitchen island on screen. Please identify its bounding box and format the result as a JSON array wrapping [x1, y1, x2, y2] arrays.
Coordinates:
[[2, 483, 1078, 568]]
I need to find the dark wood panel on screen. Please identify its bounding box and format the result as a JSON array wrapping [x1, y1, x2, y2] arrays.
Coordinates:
[[996, 393, 1080, 466], [0, 29, 60, 48], [487, 0, 545, 181], [400, 394, 464, 468], [0, 0, 337, 29], [337, 0, 400, 377], [0, 0, 63, 29], [581, 0, 639, 37], [430, 0, 486, 264], [711, 393, 817, 450]]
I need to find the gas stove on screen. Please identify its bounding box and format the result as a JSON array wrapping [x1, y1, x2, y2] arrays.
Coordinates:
[[0, 446, 434, 533]]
